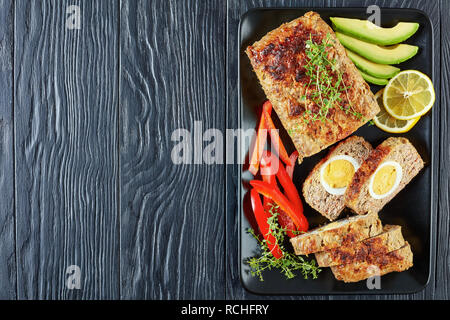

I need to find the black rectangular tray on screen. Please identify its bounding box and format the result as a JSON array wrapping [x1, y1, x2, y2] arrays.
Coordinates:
[[239, 7, 434, 295]]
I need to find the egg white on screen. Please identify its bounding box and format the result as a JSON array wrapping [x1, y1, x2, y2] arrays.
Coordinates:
[[319, 155, 360, 196], [368, 161, 403, 200]]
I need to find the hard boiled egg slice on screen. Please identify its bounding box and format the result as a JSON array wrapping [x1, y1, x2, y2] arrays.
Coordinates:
[[320, 155, 360, 195], [369, 161, 403, 200]]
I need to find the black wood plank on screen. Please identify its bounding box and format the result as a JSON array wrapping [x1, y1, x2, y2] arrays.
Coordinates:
[[14, 0, 120, 299], [119, 0, 226, 299], [437, 0, 450, 300], [226, 0, 441, 299], [0, 0, 16, 300]]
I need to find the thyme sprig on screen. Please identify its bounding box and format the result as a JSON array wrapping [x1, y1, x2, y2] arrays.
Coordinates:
[[299, 33, 363, 124], [245, 204, 321, 281]]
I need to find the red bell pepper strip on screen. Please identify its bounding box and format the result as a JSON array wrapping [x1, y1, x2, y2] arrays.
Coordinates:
[[250, 180, 308, 232], [248, 112, 268, 176], [260, 151, 278, 186], [260, 151, 303, 237], [250, 189, 283, 259], [263, 110, 292, 167], [248, 100, 273, 175], [261, 151, 307, 231], [261, 153, 294, 236], [276, 208, 298, 238], [286, 151, 299, 179], [262, 100, 272, 115], [260, 152, 279, 219], [262, 198, 297, 238], [275, 157, 304, 216]]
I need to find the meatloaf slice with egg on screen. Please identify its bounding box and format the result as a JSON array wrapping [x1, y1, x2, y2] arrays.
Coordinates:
[[303, 136, 372, 221], [345, 137, 424, 215], [290, 212, 382, 255], [331, 242, 413, 282], [315, 224, 405, 267], [245, 11, 379, 163]]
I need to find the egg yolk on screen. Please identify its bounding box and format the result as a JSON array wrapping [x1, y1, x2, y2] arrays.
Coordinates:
[[323, 159, 355, 189], [372, 165, 397, 195]]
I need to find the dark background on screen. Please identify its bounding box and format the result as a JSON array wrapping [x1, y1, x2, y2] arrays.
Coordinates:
[[0, 0, 447, 299]]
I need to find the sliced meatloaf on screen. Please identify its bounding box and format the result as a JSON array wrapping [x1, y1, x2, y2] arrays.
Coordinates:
[[315, 224, 405, 267], [331, 242, 413, 282], [245, 11, 379, 163], [303, 136, 372, 221], [290, 212, 382, 255], [345, 137, 424, 215]]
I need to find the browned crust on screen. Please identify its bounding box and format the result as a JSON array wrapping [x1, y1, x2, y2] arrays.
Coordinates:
[[315, 225, 405, 267], [331, 242, 413, 282], [290, 212, 382, 255], [345, 145, 390, 203], [344, 137, 424, 214]]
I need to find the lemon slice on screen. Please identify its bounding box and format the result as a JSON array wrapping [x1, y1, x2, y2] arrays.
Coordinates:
[[383, 70, 435, 120], [373, 89, 420, 133]]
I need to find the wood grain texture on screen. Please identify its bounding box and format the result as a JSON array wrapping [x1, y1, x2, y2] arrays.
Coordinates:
[[119, 0, 226, 299], [226, 0, 442, 300], [14, 0, 119, 299], [0, 0, 16, 300]]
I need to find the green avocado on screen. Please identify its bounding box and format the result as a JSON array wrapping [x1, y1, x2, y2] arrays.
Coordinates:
[[330, 17, 419, 45], [358, 69, 389, 86], [336, 32, 419, 65], [346, 49, 400, 79]]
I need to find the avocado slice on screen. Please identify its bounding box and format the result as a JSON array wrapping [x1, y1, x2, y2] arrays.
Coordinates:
[[358, 69, 389, 86], [331, 17, 419, 45], [336, 32, 419, 65], [346, 49, 400, 79]]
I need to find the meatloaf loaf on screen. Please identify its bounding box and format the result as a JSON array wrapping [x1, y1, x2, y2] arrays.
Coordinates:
[[331, 242, 413, 282], [315, 224, 405, 267], [290, 212, 382, 255]]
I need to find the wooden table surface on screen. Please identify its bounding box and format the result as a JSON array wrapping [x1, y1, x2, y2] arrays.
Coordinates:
[[0, 0, 447, 300]]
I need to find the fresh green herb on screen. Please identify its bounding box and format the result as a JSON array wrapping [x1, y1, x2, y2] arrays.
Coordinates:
[[294, 33, 365, 129], [245, 204, 321, 281]]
